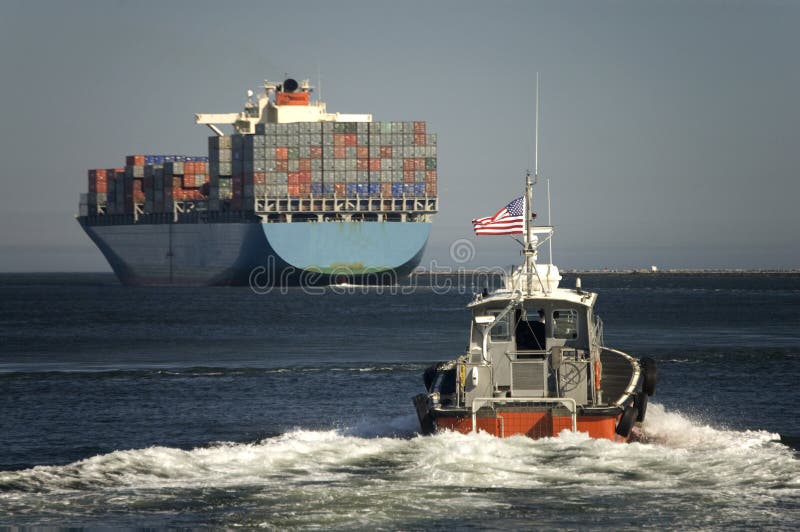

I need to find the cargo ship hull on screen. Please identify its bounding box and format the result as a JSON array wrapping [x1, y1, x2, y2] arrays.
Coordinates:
[[79, 219, 430, 287]]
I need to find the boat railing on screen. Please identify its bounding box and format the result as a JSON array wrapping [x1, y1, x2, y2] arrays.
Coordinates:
[[255, 195, 439, 216], [598, 347, 641, 407], [470, 397, 577, 435], [593, 316, 605, 348]]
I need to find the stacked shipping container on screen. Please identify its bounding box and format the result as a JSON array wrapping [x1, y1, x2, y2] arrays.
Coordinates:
[[207, 121, 437, 211], [85, 121, 437, 216], [87, 155, 209, 215]]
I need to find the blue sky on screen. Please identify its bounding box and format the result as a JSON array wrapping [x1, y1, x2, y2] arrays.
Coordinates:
[[0, 0, 798, 271]]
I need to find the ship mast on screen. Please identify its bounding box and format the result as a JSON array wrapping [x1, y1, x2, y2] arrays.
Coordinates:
[[523, 74, 540, 295]]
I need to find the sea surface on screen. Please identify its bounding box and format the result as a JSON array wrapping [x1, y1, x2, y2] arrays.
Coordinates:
[[0, 272, 798, 529]]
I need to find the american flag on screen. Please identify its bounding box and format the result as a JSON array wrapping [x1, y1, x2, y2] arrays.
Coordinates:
[[472, 196, 531, 235]]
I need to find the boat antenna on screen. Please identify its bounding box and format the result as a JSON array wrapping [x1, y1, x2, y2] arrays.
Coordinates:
[[535, 72, 540, 183], [547, 177, 553, 266], [317, 63, 322, 103], [523, 73, 540, 295]]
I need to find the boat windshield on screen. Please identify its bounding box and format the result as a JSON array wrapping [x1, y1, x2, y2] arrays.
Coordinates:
[[487, 310, 511, 342], [552, 309, 579, 339]]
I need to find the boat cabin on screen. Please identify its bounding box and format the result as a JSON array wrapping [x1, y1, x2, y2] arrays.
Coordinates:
[[429, 281, 609, 415]]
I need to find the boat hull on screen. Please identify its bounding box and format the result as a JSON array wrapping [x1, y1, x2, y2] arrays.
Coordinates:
[[78, 218, 431, 286], [433, 410, 623, 441]]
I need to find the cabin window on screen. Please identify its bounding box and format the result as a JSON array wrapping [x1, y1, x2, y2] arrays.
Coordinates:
[[489, 311, 511, 342], [552, 309, 579, 340]]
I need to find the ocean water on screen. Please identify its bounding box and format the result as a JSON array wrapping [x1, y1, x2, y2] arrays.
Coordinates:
[[0, 273, 798, 529]]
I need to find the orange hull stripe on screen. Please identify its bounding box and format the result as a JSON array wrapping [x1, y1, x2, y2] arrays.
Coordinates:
[[436, 413, 620, 441]]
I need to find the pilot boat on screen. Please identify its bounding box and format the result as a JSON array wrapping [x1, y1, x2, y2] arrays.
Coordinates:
[[414, 180, 657, 440], [413, 87, 657, 441]]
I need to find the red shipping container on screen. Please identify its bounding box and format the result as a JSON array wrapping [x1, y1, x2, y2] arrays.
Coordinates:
[[344, 133, 357, 146], [254, 172, 266, 185], [416, 158, 426, 170], [369, 158, 381, 171], [310, 146, 323, 158], [173, 177, 182, 189], [414, 134, 426, 146], [276, 147, 289, 160], [88, 169, 108, 193], [298, 159, 311, 171], [334, 134, 346, 146], [197, 161, 207, 173], [181, 174, 195, 188], [334, 182, 346, 196], [413, 121, 426, 134], [126, 155, 145, 166], [425, 170, 438, 182], [403, 170, 415, 183], [380, 146, 392, 158], [356, 159, 369, 171], [381, 182, 392, 196], [299, 171, 311, 183], [334, 146, 346, 159], [288, 172, 301, 186], [288, 184, 301, 197], [357, 146, 369, 159], [403, 159, 415, 171], [426, 182, 437, 195], [276, 160, 289, 172]]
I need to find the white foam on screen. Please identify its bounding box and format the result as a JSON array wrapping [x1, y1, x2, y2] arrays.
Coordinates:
[[1, 404, 798, 526]]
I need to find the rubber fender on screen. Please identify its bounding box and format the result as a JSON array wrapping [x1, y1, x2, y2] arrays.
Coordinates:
[[634, 392, 648, 423], [413, 394, 435, 435], [423, 364, 438, 392], [615, 404, 638, 437], [641, 357, 658, 396]]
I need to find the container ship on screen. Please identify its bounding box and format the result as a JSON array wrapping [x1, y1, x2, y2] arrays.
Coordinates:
[[77, 78, 438, 286]]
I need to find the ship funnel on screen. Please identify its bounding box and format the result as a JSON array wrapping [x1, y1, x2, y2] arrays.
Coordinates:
[[282, 78, 299, 92]]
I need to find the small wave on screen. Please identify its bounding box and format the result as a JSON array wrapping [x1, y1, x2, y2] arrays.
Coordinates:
[[341, 413, 420, 439], [0, 363, 430, 380], [1, 405, 797, 528]]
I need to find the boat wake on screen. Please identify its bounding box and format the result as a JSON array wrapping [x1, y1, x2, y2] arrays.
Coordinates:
[[1, 404, 797, 528]]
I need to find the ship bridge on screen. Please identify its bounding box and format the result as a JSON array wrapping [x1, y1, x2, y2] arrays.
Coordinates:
[[195, 78, 372, 135]]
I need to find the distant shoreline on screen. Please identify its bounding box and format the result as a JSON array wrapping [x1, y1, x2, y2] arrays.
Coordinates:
[[411, 269, 800, 275], [0, 269, 798, 276]]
